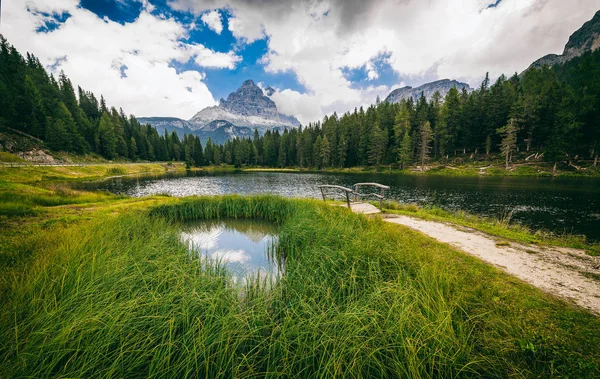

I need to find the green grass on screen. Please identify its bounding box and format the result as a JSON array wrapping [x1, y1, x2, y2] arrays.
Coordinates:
[[1, 196, 599, 378], [0, 162, 186, 183], [105, 166, 127, 176], [381, 201, 600, 256], [0, 152, 26, 162]]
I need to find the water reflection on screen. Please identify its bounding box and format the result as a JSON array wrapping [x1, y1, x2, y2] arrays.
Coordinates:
[[180, 219, 282, 284], [78, 171, 600, 241]]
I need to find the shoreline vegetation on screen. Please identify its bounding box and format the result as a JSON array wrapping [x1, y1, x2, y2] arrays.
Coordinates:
[[1, 163, 598, 255], [2, 148, 600, 178], [241, 161, 600, 177], [1, 173, 599, 376]]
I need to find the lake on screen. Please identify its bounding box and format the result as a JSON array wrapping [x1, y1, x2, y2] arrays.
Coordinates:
[[78, 171, 600, 241]]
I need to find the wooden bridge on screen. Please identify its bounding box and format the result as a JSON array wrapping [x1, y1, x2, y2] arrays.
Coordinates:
[[317, 183, 390, 215]]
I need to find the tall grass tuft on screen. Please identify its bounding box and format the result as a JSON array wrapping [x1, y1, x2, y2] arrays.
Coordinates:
[[1, 196, 599, 377]]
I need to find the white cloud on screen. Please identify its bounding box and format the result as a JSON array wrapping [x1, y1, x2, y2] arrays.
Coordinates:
[[1, 0, 241, 119], [211, 249, 250, 264], [188, 43, 241, 68], [201, 10, 223, 34], [168, 0, 599, 123], [228, 15, 265, 43], [3, 0, 598, 124]]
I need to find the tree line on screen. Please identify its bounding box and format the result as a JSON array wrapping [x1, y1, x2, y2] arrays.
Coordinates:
[[2, 33, 599, 169], [204, 49, 600, 169], [0, 35, 198, 163]]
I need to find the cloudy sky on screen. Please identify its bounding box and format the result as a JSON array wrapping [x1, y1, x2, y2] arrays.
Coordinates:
[[1, 0, 598, 124]]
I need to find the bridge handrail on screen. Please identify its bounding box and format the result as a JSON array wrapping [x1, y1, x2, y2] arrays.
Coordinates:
[[353, 183, 390, 209], [317, 185, 354, 208], [354, 182, 390, 190]]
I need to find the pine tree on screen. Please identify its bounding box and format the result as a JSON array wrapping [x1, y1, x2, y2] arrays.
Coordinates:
[[393, 104, 411, 161], [418, 121, 432, 170], [498, 118, 518, 170], [193, 137, 204, 166], [337, 134, 348, 168], [313, 135, 322, 168], [45, 118, 69, 151], [368, 121, 386, 165], [129, 137, 138, 160], [399, 131, 412, 170], [320, 135, 331, 168], [98, 112, 117, 159]]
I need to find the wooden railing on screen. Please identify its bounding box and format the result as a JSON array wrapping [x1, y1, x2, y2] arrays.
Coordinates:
[[318, 182, 390, 210], [318, 185, 355, 208], [353, 183, 390, 209]]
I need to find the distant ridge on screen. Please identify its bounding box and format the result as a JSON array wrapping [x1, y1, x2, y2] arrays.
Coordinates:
[[385, 79, 473, 104]]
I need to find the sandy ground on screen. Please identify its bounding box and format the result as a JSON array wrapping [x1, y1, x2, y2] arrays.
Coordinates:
[[383, 215, 600, 315]]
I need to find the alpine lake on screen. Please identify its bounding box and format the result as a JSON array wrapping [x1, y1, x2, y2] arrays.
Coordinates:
[[76, 170, 600, 241]]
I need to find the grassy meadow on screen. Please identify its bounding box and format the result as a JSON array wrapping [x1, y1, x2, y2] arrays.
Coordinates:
[[0, 166, 599, 377]]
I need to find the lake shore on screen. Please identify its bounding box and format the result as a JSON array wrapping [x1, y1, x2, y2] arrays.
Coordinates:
[[1, 188, 600, 377], [1, 166, 600, 376], [3, 163, 599, 249], [241, 161, 600, 177]]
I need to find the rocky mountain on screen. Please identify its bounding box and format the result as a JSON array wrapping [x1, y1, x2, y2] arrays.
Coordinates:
[[528, 10, 600, 70], [139, 79, 300, 144], [196, 121, 254, 145], [385, 79, 472, 104]]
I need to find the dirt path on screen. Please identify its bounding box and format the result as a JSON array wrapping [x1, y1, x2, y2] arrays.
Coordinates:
[[383, 215, 600, 315]]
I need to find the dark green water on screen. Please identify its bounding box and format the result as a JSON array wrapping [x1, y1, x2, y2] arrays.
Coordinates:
[[78, 171, 600, 241]]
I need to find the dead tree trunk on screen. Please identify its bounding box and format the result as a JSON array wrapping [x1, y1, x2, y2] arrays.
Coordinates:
[[569, 161, 582, 171], [553, 162, 557, 176]]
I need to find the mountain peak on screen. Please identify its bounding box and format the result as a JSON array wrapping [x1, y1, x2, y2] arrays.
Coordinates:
[[220, 79, 278, 118], [189, 79, 301, 135], [385, 79, 472, 103], [528, 10, 600, 70], [563, 10, 600, 59]]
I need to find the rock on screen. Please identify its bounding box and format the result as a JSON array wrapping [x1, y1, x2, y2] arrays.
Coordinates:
[[385, 79, 473, 104], [220, 79, 280, 120], [265, 86, 276, 96], [527, 10, 600, 71], [17, 148, 57, 163]]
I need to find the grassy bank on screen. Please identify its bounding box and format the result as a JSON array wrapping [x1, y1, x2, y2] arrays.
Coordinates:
[[0, 161, 186, 183], [237, 160, 600, 177], [379, 201, 600, 256], [1, 194, 599, 377]]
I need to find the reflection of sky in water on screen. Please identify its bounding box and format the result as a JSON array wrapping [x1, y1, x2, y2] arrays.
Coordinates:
[[80, 172, 600, 241], [180, 220, 281, 284]]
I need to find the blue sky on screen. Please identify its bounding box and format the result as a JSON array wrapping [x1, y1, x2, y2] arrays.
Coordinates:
[[2, 0, 597, 123], [78, 0, 308, 100]]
